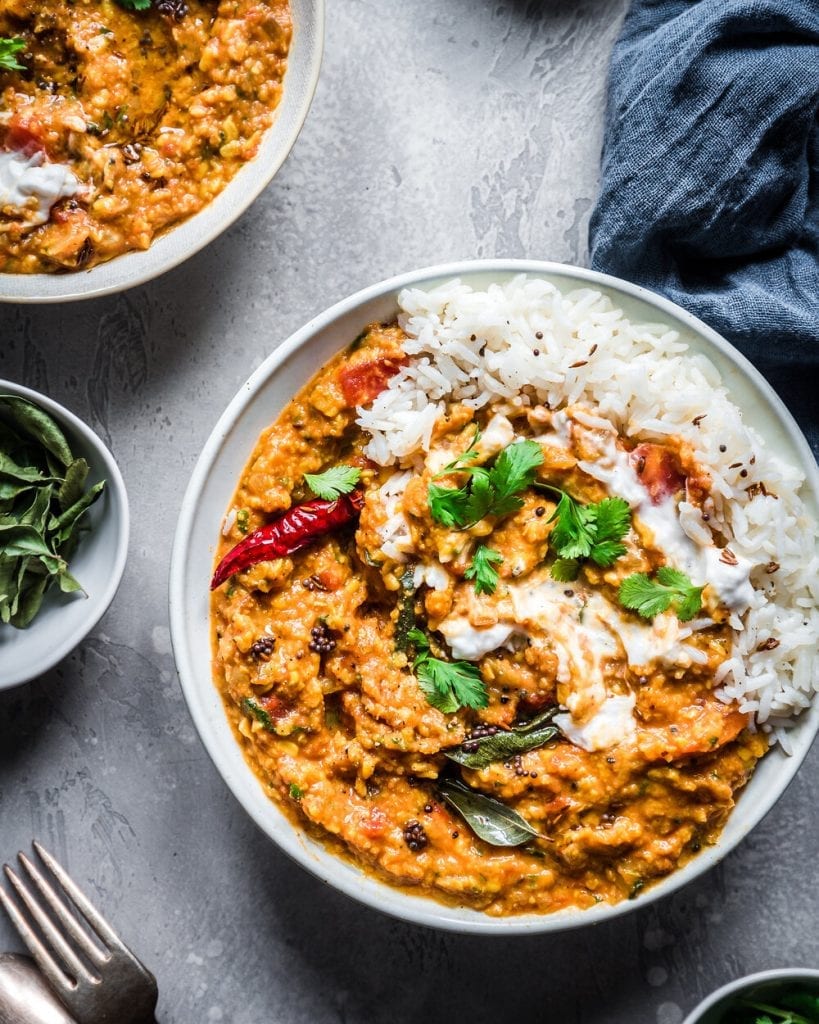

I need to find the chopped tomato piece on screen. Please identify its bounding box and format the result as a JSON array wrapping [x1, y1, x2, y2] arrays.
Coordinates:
[[360, 806, 388, 839], [258, 693, 290, 720], [4, 116, 47, 157], [630, 443, 686, 504], [338, 357, 406, 407]]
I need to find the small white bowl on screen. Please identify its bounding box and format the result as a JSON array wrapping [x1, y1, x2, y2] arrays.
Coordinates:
[[169, 259, 819, 934], [0, 381, 129, 690], [0, 0, 324, 304], [683, 968, 819, 1024]]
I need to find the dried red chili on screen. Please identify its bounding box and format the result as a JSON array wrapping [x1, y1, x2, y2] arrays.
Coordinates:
[[211, 491, 364, 590]]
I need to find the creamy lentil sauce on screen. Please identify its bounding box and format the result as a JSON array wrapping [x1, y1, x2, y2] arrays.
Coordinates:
[[0, 0, 291, 272], [211, 325, 768, 917]]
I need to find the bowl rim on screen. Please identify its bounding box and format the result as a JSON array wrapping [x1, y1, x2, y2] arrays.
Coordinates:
[[0, 0, 325, 304], [682, 967, 819, 1024], [0, 380, 130, 690], [169, 258, 819, 934]]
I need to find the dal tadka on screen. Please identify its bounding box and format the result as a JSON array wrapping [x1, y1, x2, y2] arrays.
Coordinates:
[[0, 0, 291, 272], [210, 324, 777, 916]]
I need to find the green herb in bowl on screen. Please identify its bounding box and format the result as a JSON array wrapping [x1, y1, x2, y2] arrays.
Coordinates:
[[720, 985, 819, 1024], [0, 394, 105, 628]]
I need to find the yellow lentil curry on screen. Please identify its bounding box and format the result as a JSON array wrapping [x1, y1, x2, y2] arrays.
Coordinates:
[[0, 0, 291, 272], [211, 325, 768, 917]]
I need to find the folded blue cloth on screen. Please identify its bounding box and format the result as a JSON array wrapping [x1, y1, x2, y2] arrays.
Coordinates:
[[589, 0, 819, 409]]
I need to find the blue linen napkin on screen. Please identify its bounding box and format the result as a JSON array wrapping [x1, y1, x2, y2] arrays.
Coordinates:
[[589, 0, 819, 450]]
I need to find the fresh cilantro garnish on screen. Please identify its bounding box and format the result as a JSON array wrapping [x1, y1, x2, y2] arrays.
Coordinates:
[[586, 497, 632, 565], [550, 557, 580, 582], [288, 783, 303, 801], [733, 987, 819, 1024], [537, 486, 631, 576], [546, 489, 596, 559], [618, 566, 704, 622], [428, 479, 470, 529], [304, 465, 361, 500], [428, 439, 544, 529], [0, 38, 26, 71], [435, 427, 481, 476], [408, 628, 488, 713], [115, 0, 152, 8], [464, 544, 503, 595]]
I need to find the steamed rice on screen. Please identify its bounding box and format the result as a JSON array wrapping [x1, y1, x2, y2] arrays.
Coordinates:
[[356, 276, 819, 748]]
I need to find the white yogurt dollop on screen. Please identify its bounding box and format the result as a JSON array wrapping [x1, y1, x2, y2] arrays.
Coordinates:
[[576, 426, 755, 613], [554, 694, 637, 752], [0, 149, 79, 227]]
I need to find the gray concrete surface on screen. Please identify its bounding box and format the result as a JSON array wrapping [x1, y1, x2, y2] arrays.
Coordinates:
[[1, 2, 817, 1022]]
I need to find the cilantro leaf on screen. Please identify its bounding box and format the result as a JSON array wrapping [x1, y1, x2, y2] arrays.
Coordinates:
[[435, 428, 481, 478], [656, 566, 704, 621], [428, 481, 470, 529], [304, 465, 361, 500], [428, 438, 544, 529], [540, 488, 630, 569], [590, 497, 631, 545], [407, 627, 429, 653], [487, 440, 544, 514], [410, 628, 488, 712], [547, 490, 596, 559], [588, 539, 628, 568], [619, 567, 704, 622], [115, 0, 152, 9], [550, 557, 579, 582], [0, 38, 26, 71], [464, 544, 503, 595], [462, 469, 494, 524]]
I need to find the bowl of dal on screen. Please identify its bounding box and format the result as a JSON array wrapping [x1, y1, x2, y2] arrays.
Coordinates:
[[169, 259, 819, 933], [0, 0, 324, 302]]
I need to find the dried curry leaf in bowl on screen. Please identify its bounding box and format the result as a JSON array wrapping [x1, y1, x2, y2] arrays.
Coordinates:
[[0, 395, 105, 629]]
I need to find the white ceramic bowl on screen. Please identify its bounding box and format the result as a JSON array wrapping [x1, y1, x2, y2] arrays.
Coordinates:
[[169, 259, 819, 934], [0, 381, 129, 689], [683, 968, 819, 1024], [0, 0, 324, 304]]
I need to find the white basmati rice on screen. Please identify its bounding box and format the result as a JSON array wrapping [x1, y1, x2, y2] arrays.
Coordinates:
[[355, 276, 819, 743]]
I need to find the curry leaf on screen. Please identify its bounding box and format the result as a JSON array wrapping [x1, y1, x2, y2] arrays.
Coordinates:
[[9, 574, 50, 628], [0, 396, 72, 467], [0, 524, 55, 559], [49, 480, 105, 543], [444, 707, 560, 769], [0, 451, 52, 483], [58, 458, 90, 510], [0, 395, 105, 629], [393, 566, 417, 652], [437, 779, 542, 847]]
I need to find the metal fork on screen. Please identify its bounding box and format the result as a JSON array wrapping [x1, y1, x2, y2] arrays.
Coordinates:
[[0, 841, 158, 1024]]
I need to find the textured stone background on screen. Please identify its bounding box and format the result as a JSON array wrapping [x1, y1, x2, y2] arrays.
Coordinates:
[[1, 2, 817, 1022]]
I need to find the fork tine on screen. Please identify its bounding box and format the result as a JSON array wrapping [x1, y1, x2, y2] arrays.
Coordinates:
[[4, 863, 98, 985], [18, 851, 107, 969], [33, 842, 123, 953], [0, 875, 73, 994]]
